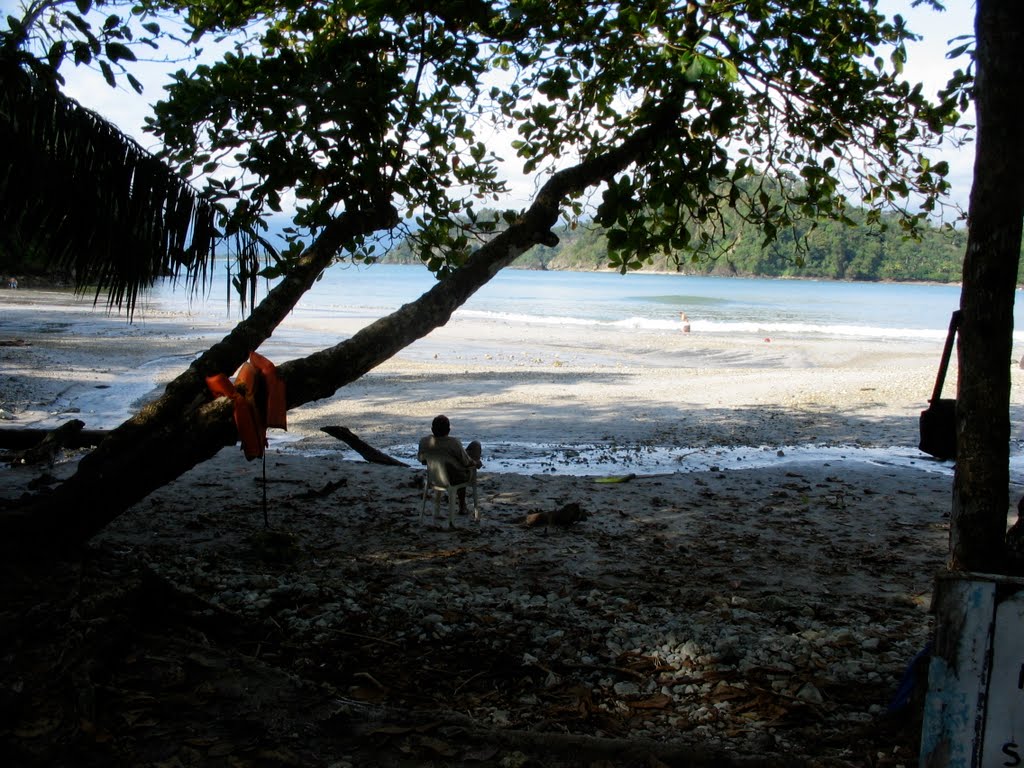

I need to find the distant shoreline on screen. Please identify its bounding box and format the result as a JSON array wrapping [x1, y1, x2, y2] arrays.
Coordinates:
[[376, 257, 967, 287], [2, 261, 967, 292]]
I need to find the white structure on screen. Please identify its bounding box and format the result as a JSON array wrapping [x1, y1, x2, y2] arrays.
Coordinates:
[[920, 572, 1024, 767]]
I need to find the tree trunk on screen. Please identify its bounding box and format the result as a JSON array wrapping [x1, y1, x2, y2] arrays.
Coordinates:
[[0, 108, 676, 559], [950, 0, 1024, 571]]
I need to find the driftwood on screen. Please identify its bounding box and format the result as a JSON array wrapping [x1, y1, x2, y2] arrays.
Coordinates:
[[0, 425, 109, 450], [294, 478, 350, 499], [4, 419, 87, 467], [321, 425, 410, 467], [524, 502, 588, 528]]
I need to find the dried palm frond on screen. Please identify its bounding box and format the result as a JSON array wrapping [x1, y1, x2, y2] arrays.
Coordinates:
[[0, 62, 266, 318]]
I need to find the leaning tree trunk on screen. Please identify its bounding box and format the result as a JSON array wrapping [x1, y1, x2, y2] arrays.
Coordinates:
[[949, 0, 1024, 571], [0, 109, 677, 559]]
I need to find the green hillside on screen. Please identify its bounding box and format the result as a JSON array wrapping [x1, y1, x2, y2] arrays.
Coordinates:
[[385, 205, 990, 283], [519, 210, 969, 282]]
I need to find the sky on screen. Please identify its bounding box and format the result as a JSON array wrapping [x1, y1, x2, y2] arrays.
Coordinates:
[[877, 0, 977, 213], [5, 0, 978, 215]]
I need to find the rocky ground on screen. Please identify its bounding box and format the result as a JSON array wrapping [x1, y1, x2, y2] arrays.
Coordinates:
[[1, 450, 949, 767]]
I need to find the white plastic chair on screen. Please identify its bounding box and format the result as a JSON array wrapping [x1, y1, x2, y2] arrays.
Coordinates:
[[419, 461, 479, 527]]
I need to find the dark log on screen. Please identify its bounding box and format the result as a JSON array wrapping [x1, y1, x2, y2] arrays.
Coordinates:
[[524, 502, 588, 528], [4, 419, 86, 467], [0, 426, 109, 450], [321, 426, 409, 467]]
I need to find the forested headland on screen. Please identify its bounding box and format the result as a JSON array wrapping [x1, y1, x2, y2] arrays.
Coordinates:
[[518, 211, 972, 282], [386, 206, 981, 283]]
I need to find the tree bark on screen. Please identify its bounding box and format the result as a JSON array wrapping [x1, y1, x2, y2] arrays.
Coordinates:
[[950, 0, 1024, 571], [0, 103, 678, 559]]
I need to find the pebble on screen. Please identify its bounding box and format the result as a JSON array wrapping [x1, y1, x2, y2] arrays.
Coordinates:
[[187, 560, 923, 757]]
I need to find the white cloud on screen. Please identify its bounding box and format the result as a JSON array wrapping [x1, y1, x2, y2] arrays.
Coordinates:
[[877, 0, 977, 210]]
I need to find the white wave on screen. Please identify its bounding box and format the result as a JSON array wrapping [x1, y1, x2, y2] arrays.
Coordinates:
[[695, 321, 950, 341], [456, 309, 604, 327], [454, 308, 1021, 342]]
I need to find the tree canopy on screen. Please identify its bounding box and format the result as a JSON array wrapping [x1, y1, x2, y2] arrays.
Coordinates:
[[3, 0, 967, 297], [136, 0, 963, 278]]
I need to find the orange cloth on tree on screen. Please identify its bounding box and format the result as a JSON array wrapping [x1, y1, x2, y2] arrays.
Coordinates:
[[248, 351, 287, 430], [205, 352, 287, 460]]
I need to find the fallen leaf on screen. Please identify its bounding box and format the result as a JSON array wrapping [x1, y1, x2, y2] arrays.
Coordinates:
[[627, 693, 672, 710], [368, 724, 418, 736], [463, 745, 500, 762], [208, 742, 235, 757], [417, 735, 457, 757], [348, 685, 387, 702]]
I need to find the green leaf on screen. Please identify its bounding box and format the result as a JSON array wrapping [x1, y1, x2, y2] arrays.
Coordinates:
[[106, 42, 136, 62], [65, 13, 91, 36], [99, 60, 115, 88], [47, 41, 67, 68]]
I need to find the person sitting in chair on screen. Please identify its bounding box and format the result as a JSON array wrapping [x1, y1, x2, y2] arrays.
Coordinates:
[[418, 414, 482, 515]]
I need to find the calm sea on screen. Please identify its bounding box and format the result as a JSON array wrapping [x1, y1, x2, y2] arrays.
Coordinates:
[[151, 262, 1019, 344]]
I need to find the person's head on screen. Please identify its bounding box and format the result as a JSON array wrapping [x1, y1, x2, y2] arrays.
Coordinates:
[[431, 414, 451, 437]]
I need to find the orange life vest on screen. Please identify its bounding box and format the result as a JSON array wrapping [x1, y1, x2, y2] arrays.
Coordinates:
[[205, 352, 288, 460], [248, 351, 287, 430]]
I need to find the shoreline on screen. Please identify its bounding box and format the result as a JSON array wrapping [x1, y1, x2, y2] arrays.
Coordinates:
[[368, 259, 969, 287], [4, 284, 1024, 494], [2, 286, 1022, 455]]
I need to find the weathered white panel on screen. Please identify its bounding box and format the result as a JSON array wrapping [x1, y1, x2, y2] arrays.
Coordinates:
[[980, 590, 1024, 767], [920, 575, 997, 768]]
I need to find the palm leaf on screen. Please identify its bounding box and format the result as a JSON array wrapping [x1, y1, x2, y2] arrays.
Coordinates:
[[0, 61, 261, 318]]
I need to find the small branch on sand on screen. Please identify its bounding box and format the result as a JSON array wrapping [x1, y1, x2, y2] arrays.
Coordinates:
[[524, 502, 588, 528], [294, 478, 349, 500], [321, 425, 409, 467]]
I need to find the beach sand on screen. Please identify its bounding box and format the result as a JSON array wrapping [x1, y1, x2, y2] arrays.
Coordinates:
[[2, 286, 1024, 766]]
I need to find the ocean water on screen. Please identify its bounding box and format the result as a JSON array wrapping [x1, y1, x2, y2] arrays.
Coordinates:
[[141, 263, 1024, 476], [151, 261, 1012, 344]]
